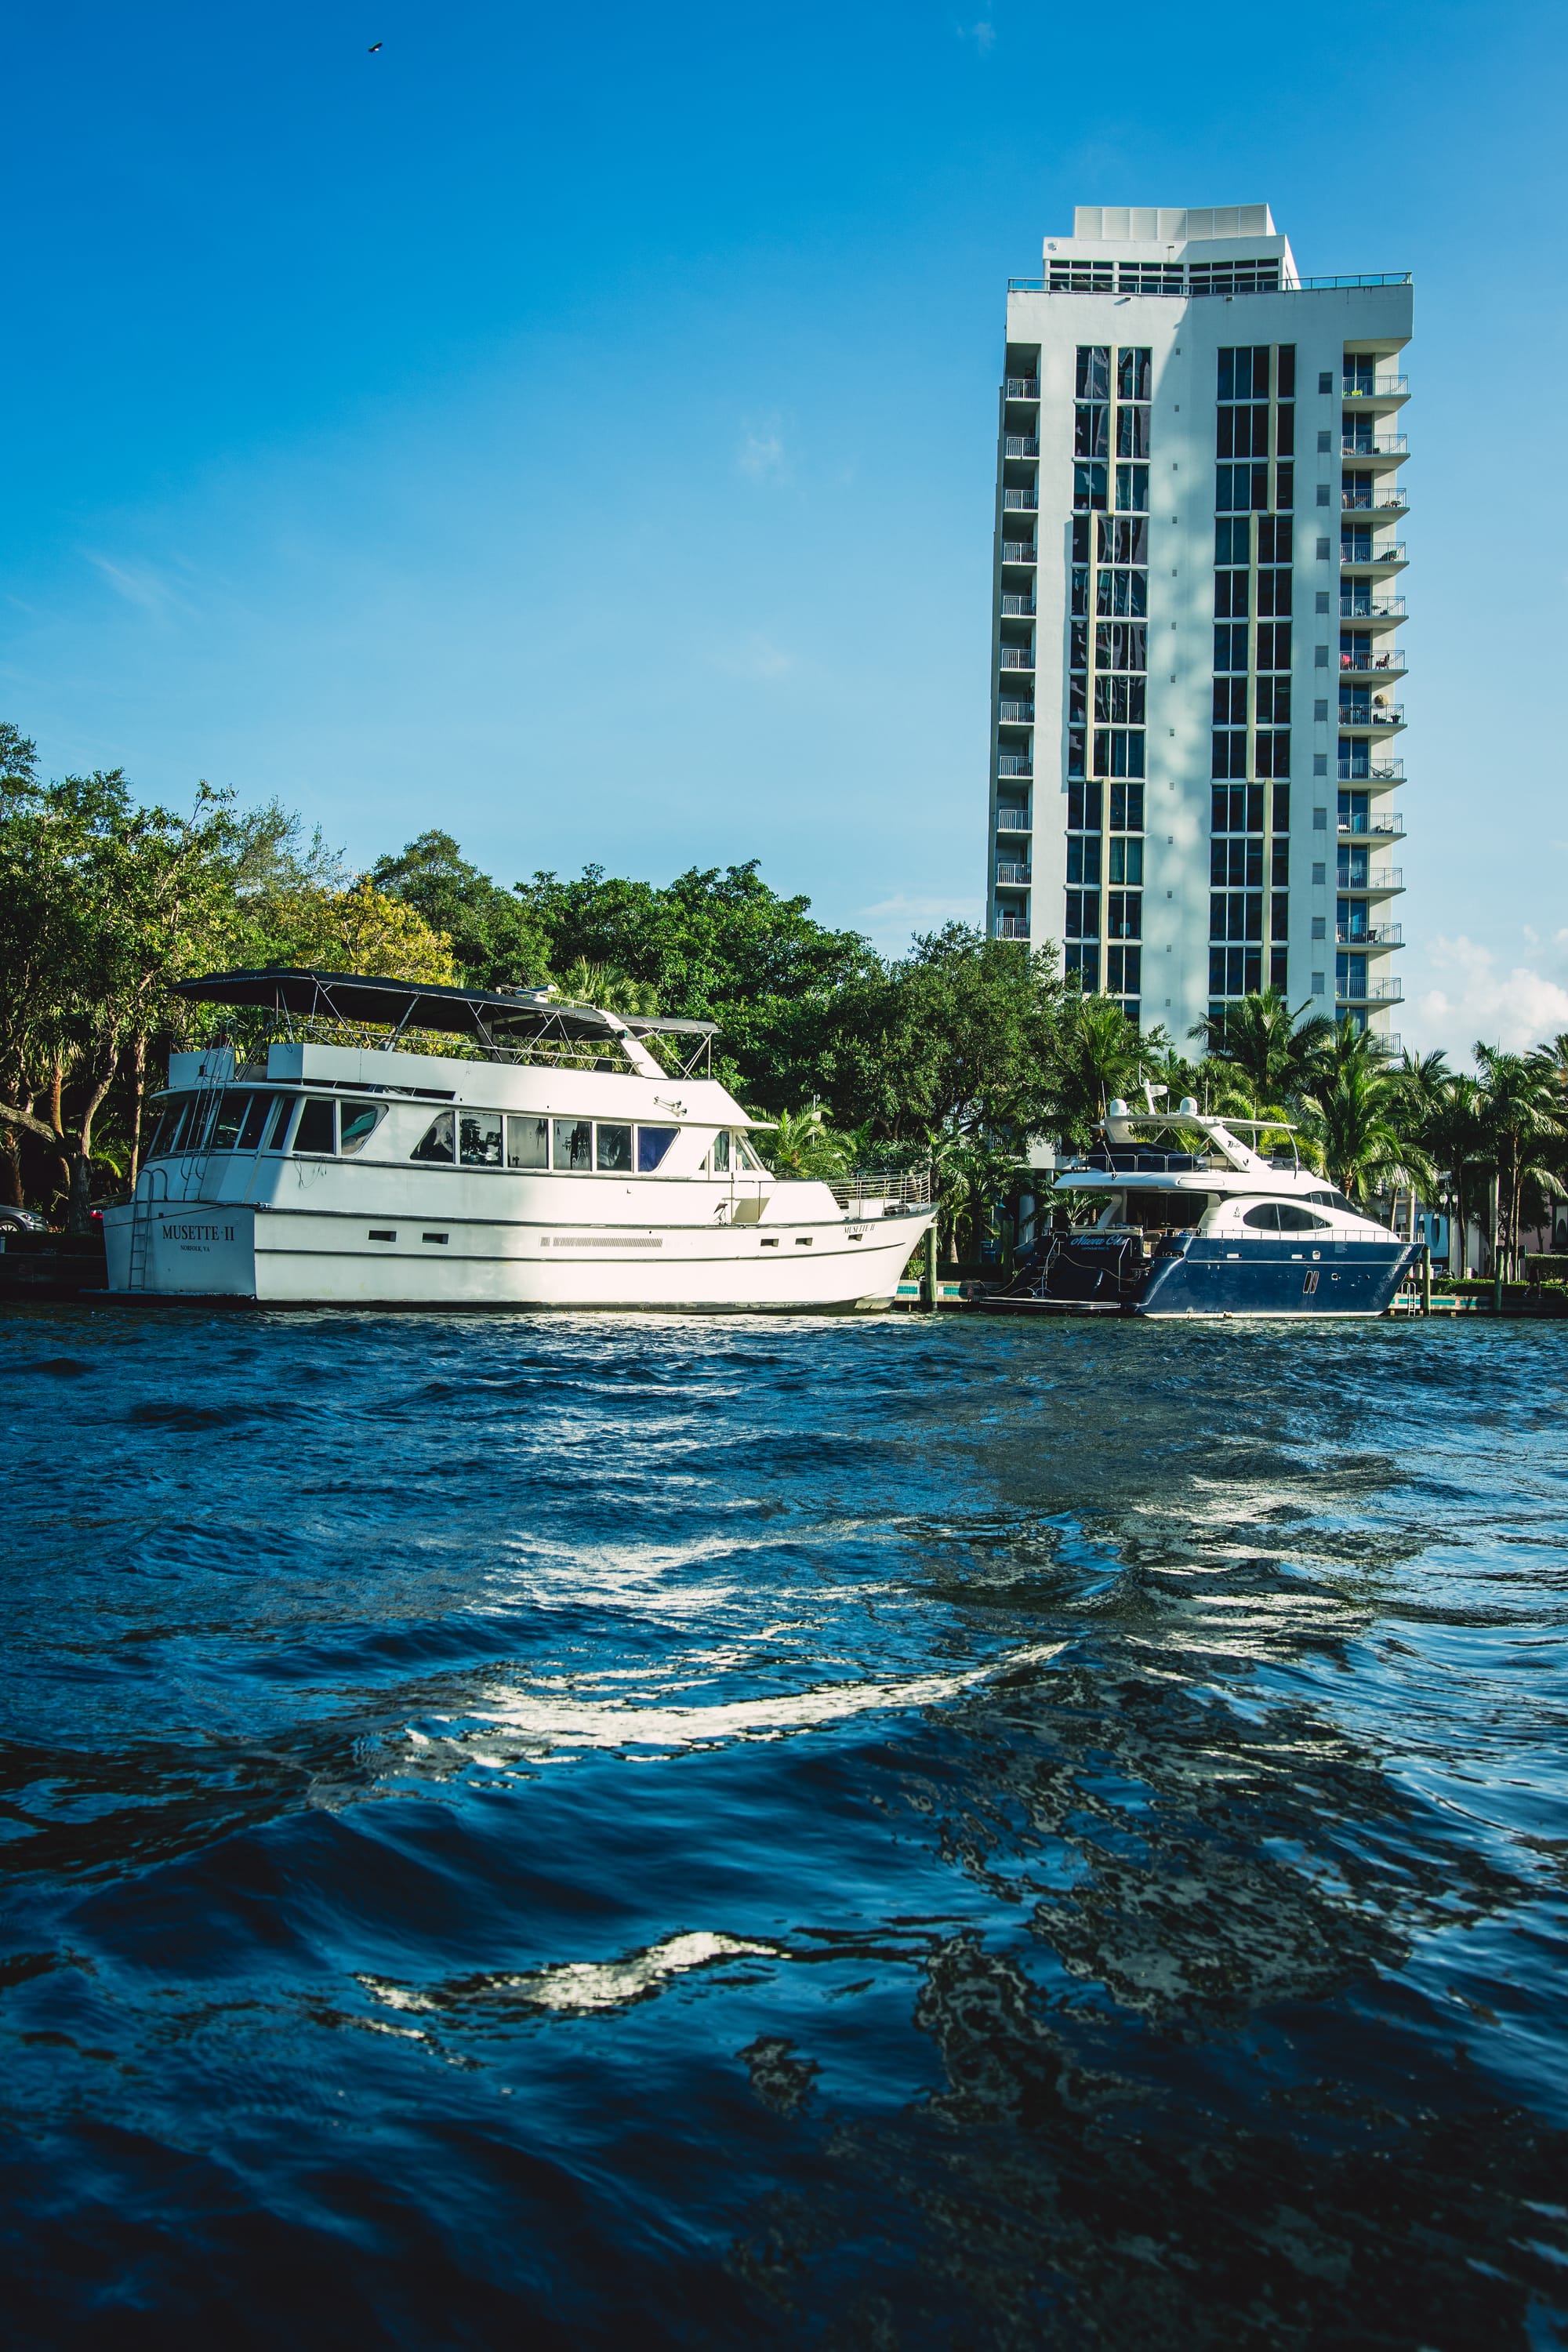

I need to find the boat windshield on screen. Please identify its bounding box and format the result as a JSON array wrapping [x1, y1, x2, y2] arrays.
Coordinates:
[[1097, 1189, 1212, 1232]]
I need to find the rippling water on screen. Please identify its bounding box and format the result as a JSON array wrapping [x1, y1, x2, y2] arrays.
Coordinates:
[[2, 1304, 1567, 2347]]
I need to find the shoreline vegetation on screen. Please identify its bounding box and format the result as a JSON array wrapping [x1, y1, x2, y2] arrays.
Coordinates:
[[1, 721, 1564, 1276]]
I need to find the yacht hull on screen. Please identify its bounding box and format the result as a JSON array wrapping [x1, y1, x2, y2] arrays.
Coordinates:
[[1001, 1232, 1417, 1318], [102, 1200, 929, 1312]]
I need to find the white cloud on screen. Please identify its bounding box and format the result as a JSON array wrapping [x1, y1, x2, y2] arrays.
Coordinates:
[[857, 890, 985, 954], [736, 424, 786, 481], [82, 550, 198, 623], [709, 632, 793, 681], [957, 17, 996, 50], [1408, 932, 1568, 1057]]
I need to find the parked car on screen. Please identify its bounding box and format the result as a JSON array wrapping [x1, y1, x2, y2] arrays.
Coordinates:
[[0, 1205, 49, 1235]]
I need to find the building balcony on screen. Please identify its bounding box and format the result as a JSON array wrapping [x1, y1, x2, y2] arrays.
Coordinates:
[[1337, 978, 1403, 1004], [1338, 812, 1405, 841], [995, 862, 1032, 886], [1340, 540, 1407, 573], [999, 648, 1034, 671], [1341, 592, 1406, 621], [1341, 433, 1409, 463], [1337, 921, 1403, 947], [1340, 867, 1404, 898], [1004, 435, 1040, 459], [1000, 592, 1036, 617], [1339, 652, 1407, 682], [1338, 756, 1404, 783], [997, 753, 1033, 777], [1000, 540, 1037, 567], [996, 807, 1031, 832], [1342, 372, 1409, 402], [1001, 489, 1038, 515], [1341, 482, 1410, 517], [998, 699, 1035, 724], [1005, 376, 1040, 399], [1338, 702, 1405, 733], [995, 914, 1031, 939]]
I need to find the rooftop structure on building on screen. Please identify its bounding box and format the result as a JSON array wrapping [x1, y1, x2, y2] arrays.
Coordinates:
[[985, 204, 1412, 1045]]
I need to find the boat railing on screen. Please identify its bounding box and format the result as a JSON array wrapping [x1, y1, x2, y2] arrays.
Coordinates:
[[1073, 1147, 1213, 1174], [828, 1168, 934, 1210]]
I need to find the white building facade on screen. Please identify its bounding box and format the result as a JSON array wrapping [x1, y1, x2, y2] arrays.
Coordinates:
[[985, 205, 1411, 1046]]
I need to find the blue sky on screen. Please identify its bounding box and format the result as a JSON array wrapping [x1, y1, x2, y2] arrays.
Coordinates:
[[2, 1, 1563, 1052]]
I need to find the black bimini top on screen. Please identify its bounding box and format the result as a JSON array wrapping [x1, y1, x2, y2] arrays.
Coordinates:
[[172, 968, 717, 1045]]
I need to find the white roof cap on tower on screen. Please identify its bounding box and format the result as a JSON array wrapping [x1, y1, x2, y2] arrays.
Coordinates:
[[1072, 204, 1276, 243]]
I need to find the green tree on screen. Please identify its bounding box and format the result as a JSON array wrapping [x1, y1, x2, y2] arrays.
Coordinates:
[[753, 1105, 848, 1181], [0, 765, 247, 1229], [371, 831, 552, 990], [1297, 1051, 1432, 1204], [822, 927, 1065, 1146]]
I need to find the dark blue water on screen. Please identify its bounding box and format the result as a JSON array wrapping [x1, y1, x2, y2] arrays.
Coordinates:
[[2, 1305, 1567, 2348]]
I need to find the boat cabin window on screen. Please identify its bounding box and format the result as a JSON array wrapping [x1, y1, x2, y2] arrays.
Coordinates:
[[147, 1096, 189, 1157], [1113, 1189, 1210, 1231], [735, 1135, 766, 1173], [506, 1115, 550, 1169], [458, 1110, 503, 1167], [1243, 1201, 1330, 1232], [710, 1131, 731, 1174], [265, 1096, 299, 1150], [596, 1122, 633, 1173], [412, 1112, 455, 1163], [554, 1119, 594, 1171], [293, 1098, 336, 1155], [339, 1102, 386, 1157], [637, 1125, 676, 1172], [1305, 1187, 1363, 1218], [210, 1091, 250, 1150], [238, 1094, 274, 1150]]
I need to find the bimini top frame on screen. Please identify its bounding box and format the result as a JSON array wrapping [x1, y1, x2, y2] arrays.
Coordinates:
[[172, 969, 719, 1079]]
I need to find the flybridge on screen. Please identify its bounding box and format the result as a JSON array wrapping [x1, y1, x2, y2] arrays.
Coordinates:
[[173, 968, 718, 1078]]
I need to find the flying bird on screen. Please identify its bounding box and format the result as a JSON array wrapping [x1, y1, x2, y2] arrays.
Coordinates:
[[368, 39, 383, 51]]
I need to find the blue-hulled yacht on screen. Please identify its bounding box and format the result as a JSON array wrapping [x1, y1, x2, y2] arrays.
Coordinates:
[[1000, 1091, 1417, 1318]]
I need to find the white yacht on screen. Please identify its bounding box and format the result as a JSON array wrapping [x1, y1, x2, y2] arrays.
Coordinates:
[[101, 970, 935, 1311], [993, 1091, 1417, 1318]]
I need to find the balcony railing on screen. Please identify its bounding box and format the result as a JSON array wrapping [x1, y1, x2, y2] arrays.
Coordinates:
[[1002, 488, 1038, 511], [1001, 541, 1037, 565], [1342, 484, 1410, 512], [999, 648, 1034, 670], [995, 916, 1030, 938], [1004, 435, 1040, 458], [1341, 540, 1407, 567], [1340, 867, 1404, 893], [998, 699, 1035, 723], [996, 808, 1030, 831], [1339, 652, 1407, 676], [1343, 374, 1409, 398], [1338, 978, 1404, 1004], [1341, 594, 1406, 619], [1338, 702, 1405, 728], [1000, 593, 1036, 616], [1005, 376, 1040, 399], [1338, 922, 1403, 946], [1338, 813, 1405, 839], [1341, 434, 1408, 458], [995, 862, 1032, 885], [997, 754, 1033, 776], [1338, 757, 1404, 782]]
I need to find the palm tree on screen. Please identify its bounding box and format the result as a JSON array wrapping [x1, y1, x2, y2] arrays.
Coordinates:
[[1192, 988, 1334, 1103], [549, 959, 660, 1018], [757, 1105, 848, 1181], [1043, 995, 1144, 1148], [1297, 1054, 1433, 1205], [1472, 1046, 1564, 1279], [1417, 1069, 1484, 1275]]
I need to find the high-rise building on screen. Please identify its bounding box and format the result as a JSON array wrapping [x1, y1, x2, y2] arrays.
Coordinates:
[[985, 205, 1411, 1047]]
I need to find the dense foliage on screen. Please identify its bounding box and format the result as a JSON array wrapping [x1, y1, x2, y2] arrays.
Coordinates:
[[0, 723, 1563, 1271]]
